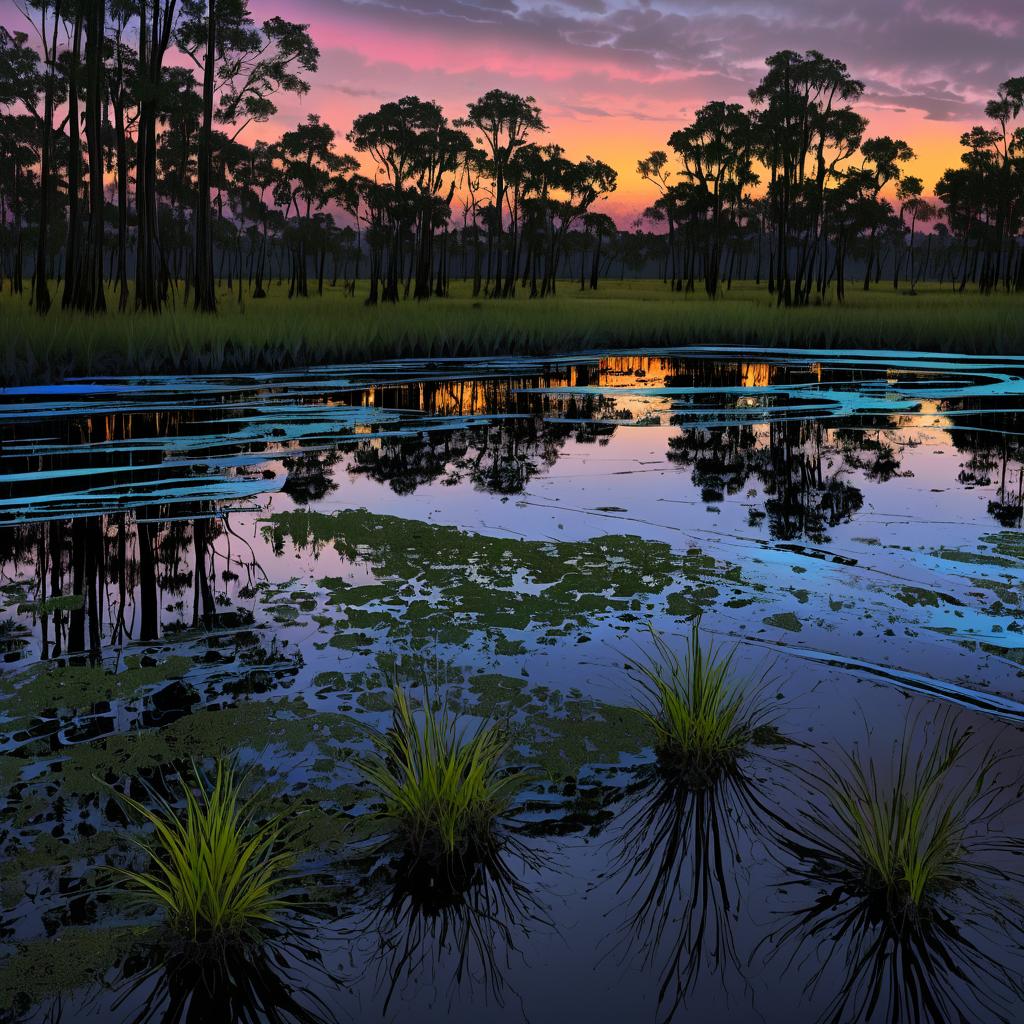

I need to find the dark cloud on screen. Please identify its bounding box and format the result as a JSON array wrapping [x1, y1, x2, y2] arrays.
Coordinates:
[[327, 0, 1023, 119]]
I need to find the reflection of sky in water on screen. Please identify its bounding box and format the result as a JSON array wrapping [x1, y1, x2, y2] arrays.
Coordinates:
[[1, 350, 1024, 1022], [2, 349, 1022, 720]]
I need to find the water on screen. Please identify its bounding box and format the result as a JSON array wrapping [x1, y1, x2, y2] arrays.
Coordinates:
[[1, 348, 1023, 1022]]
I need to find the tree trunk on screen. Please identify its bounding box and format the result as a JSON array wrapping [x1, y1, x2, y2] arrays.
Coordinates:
[[33, 0, 63, 314], [62, 11, 84, 310], [79, 0, 107, 312], [193, 0, 217, 312]]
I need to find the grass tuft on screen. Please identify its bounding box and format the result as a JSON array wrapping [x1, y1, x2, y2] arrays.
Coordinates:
[[356, 687, 526, 868], [111, 761, 297, 943], [807, 719, 1002, 916], [628, 619, 773, 786]]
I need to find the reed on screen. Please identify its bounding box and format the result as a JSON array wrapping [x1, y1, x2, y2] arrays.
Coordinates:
[[2, 281, 1021, 385], [356, 687, 525, 865], [806, 720, 1004, 914], [111, 761, 297, 943], [628, 620, 772, 785]]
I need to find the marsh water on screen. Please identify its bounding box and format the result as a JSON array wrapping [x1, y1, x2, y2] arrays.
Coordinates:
[[1, 348, 1023, 1023]]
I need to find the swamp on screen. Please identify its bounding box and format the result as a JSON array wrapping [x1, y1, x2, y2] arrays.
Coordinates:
[[1, 348, 1024, 1023]]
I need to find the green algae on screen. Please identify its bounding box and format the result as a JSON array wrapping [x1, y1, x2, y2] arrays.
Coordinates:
[[263, 509, 752, 654], [56, 696, 359, 796], [0, 830, 119, 909], [764, 612, 804, 633], [981, 532, 1024, 562], [894, 586, 944, 608], [0, 925, 148, 1013], [931, 546, 1018, 569], [2, 655, 194, 720]]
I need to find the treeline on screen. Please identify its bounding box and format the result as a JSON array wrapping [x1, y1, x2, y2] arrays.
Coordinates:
[[0, 1, 617, 314], [638, 51, 1024, 304], [0, 8, 1021, 316]]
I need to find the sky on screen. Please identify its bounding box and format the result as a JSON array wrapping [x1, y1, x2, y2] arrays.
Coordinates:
[[246, 0, 1023, 220], [4, 0, 1023, 221]]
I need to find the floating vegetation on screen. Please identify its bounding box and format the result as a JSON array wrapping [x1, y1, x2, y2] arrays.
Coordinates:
[[110, 761, 299, 944], [356, 687, 528, 873], [628, 620, 775, 787]]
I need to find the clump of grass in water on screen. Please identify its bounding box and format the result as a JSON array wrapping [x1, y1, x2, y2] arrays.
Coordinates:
[[628, 619, 774, 786], [356, 687, 526, 872], [808, 718, 1004, 919], [111, 761, 297, 944], [764, 718, 1024, 1022]]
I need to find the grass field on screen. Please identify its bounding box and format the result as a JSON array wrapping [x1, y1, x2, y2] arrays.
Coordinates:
[[2, 279, 1022, 383]]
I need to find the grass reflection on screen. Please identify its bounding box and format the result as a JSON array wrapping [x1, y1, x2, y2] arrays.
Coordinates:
[[604, 753, 792, 1020], [358, 838, 547, 1014], [113, 924, 337, 1024], [767, 716, 1024, 1024]]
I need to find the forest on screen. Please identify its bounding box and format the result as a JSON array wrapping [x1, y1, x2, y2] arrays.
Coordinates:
[[0, 2, 1022, 377]]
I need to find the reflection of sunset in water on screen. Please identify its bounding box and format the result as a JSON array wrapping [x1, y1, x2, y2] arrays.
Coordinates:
[[740, 363, 772, 389]]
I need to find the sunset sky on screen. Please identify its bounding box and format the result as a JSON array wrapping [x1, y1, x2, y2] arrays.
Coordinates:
[[5, 0, 1023, 221]]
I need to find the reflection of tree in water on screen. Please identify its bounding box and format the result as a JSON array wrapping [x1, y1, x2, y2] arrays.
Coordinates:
[[667, 420, 864, 543], [946, 417, 1024, 528], [357, 840, 547, 1014], [281, 449, 347, 505], [349, 431, 471, 495], [662, 360, 1024, 538], [349, 391, 613, 497], [604, 755, 791, 1022], [0, 507, 265, 662]]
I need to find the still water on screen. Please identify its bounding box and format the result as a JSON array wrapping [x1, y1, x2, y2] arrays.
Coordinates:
[[1, 348, 1023, 1022]]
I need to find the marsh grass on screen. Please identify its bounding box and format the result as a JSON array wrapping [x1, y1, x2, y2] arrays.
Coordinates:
[[628, 620, 775, 786], [110, 761, 298, 944], [356, 687, 527, 871], [2, 280, 1022, 384], [767, 717, 1024, 1023], [805, 718, 1010, 918]]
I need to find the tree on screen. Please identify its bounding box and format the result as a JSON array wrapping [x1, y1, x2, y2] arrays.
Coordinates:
[[669, 101, 756, 297], [135, 0, 181, 313], [637, 150, 679, 288], [348, 96, 469, 302], [274, 114, 354, 298], [0, 26, 42, 294], [858, 136, 914, 290], [105, 6, 137, 311], [541, 155, 616, 296], [460, 89, 545, 298], [750, 50, 865, 305], [177, 0, 318, 311], [15, 0, 65, 313], [893, 174, 923, 290]]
